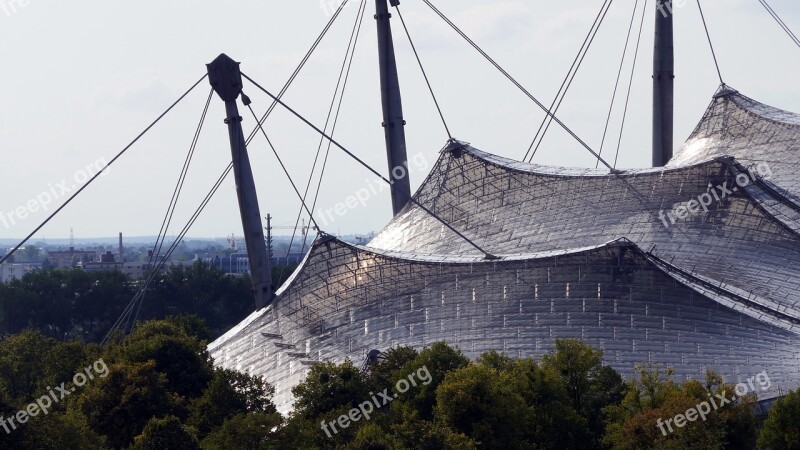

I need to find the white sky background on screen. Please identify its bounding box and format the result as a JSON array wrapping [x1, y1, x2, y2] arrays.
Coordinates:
[[0, 0, 798, 240]]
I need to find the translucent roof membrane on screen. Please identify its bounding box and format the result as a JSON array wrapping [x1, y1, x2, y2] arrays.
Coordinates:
[[369, 146, 800, 325], [210, 89, 800, 412]]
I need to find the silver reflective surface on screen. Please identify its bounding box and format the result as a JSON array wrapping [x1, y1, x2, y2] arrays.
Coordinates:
[[210, 90, 800, 413]]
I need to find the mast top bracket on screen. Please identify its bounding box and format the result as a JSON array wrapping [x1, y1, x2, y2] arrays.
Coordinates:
[[207, 53, 243, 103]]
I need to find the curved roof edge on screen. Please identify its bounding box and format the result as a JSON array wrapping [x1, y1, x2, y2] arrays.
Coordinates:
[[430, 88, 800, 180], [209, 234, 800, 352], [277, 233, 637, 295], [644, 251, 800, 334], [208, 304, 273, 353], [209, 236, 634, 352], [439, 139, 784, 183], [393, 141, 800, 245], [457, 143, 725, 178], [341, 233, 800, 333], [729, 90, 800, 127], [744, 183, 800, 236], [723, 160, 800, 239]]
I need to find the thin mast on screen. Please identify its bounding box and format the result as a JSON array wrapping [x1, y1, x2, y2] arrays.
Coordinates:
[[376, 0, 411, 215], [207, 54, 273, 308], [653, 0, 675, 167]]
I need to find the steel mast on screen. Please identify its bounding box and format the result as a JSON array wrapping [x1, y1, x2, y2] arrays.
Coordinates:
[[207, 54, 273, 309], [653, 0, 675, 167], [376, 0, 411, 215]]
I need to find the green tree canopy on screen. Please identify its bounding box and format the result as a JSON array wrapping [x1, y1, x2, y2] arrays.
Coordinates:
[[757, 389, 800, 450], [76, 360, 179, 448], [541, 339, 625, 446], [392, 342, 469, 420], [188, 368, 276, 438], [603, 367, 756, 450], [108, 318, 214, 399], [130, 415, 200, 450], [434, 363, 530, 448], [201, 412, 284, 450]]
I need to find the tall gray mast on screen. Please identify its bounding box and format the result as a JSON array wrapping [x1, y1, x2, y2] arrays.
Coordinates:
[[653, 0, 675, 167], [207, 54, 273, 309], [376, 0, 411, 215]]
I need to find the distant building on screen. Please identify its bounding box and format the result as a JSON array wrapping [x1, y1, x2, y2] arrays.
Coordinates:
[[0, 263, 41, 283], [119, 262, 152, 280], [272, 253, 305, 265], [353, 234, 376, 246], [202, 253, 306, 275], [80, 251, 121, 273], [80, 251, 194, 280], [205, 255, 250, 275], [47, 247, 97, 268]]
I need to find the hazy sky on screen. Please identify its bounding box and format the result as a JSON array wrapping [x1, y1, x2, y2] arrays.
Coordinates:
[[0, 0, 798, 241]]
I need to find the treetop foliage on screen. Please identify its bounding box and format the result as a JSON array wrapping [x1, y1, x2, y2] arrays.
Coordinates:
[[0, 314, 785, 449]]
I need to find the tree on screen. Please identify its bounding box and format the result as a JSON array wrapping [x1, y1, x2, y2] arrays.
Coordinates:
[[41, 339, 95, 397], [434, 364, 530, 449], [390, 409, 477, 450], [188, 368, 276, 438], [392, 342, 469, 420], [0, 269, 134, 341], [201, 413, 283, 450], [0, 265, 252, 343], [272, 415, 324, 450], [130, 415, 200, 450], [541, 339, 625, 446], [18, 410, 106, 450], [345, 423, 403, 450], [0, 317, 280, 449], [292, 360, 371, 421], [21, 246, 42, 262], [757, 389, 800, 450], [143, 261, 253, 338], [0, 330, 62, 402], [368, 346, 419, 391], [603, 367, 756, 450], [0, 390, 23, 449], [507, 357, 590, 448], [76, 360, 180, 448], [167, 314, 213, 343], [475, 350, 516, 372], [110, 318, 214, 399]]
